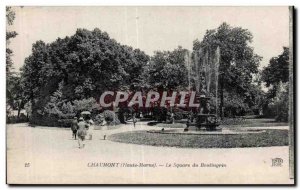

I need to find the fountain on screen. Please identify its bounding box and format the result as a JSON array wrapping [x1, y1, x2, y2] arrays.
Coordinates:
[[147, 46, 266, 136], [184, 46, 221, 131]]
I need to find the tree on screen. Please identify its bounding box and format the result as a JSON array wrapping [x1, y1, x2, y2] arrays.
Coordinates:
[[261, 47, 289, 121], [6, 7, 19, 116], [193, 23, 262, 118], [6, 7, 18, 78], [73, 98, 100, 115], [21, 40, 51, 116], [21, 28, 149, 125], [261, 47, 289, 99], [6, 74, 26, 117], [146, 46, 188, 90], [126, 48, 150, 89]]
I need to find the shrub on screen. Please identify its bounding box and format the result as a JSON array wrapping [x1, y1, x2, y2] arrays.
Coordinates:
[[223, 92, 250, 117], [73, 98, 100, 115], [7, 114, 29, 124], [263, 83, 289, 122], [273, 94, 289, 122], [30, 112, 59, 126], [60, 102, 76, 119], [41, 85, 75, 124], [103, 110, 120, 125], [57, 118, 74, 128], [93, 114, 105, 125], [29, 79, 101, 126]]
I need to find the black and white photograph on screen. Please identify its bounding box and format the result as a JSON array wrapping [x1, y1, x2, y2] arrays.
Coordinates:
[[5, 6, 294, 184]]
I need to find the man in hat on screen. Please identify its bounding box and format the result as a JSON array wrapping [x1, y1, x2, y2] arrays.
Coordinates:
[[77, 117, 89, 148], [71, 117, 78, 140]]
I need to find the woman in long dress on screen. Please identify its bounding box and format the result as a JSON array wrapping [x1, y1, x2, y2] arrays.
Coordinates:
[[87, 119, 94, 140], [77, 117, 89, 148]]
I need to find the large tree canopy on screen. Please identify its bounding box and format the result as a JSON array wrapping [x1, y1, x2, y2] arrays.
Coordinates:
[[193, 23, 262, 116], [261, 47, 289, 99], [146, 46, 188, 90], [21, 28, 149, 121], [15, 23, 271, 124]]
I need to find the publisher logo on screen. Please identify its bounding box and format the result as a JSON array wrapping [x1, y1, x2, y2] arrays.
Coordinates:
[[271, 158, 283, 167]]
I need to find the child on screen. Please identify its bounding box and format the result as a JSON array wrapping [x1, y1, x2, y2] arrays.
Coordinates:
[[71, 117, 78, 140], [87, 119, 94, 140]]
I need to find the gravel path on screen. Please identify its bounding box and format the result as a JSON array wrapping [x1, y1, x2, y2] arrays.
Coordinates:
[[7, 123, 293, 184]]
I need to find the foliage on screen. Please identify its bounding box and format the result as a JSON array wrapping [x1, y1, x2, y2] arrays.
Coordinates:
[[93, 114, 105, 125], [146, 46, 188, 90], [265, 83, 289, 122], [103, 110, 120, 125], [261, 47, 289, 99], [6, 7, 18, 77], [16, 22, 286, 124], [21, 28, 149, 125], [6, 7, 19, 116], [21, 28, 149, 102], [57, 119, 74, 128], [43, 82, 75, 119], [261, 47, 289, 121], [73, 97, 100, 115], [6, 114, 28, 124], [223, 91, 249, 117], [41, 82, 101, 125], [7, 74, 25, 117], [193, 23, 262, 117]]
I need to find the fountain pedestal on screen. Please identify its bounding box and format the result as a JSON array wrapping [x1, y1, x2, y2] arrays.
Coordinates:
[[185, 96, 220, 132]]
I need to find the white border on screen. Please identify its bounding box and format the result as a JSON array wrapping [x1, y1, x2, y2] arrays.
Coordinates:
[[1, 0, 298, 189]]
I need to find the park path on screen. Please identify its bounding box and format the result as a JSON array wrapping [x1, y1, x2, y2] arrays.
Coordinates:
[[7, 123, 293, 184]]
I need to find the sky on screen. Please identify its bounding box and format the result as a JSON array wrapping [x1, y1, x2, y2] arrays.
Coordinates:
[[7, 6, 290, 71]]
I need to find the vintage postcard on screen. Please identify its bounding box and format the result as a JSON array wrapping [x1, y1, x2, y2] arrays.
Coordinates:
[[6, 6, 294, 184]]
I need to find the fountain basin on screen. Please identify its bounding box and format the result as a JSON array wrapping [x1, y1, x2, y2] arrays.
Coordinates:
[[147, 128, 266, 135]]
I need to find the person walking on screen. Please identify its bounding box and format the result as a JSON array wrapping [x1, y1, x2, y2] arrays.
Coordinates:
[[77, 117, 89, 149], [132, 112, 137, 128], [71, 117, 78, 140], [87, 118, 94, 140]]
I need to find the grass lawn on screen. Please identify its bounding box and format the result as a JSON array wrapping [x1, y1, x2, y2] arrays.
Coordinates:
[[220, 118, 288, 127], [108, 129, 289, 148]]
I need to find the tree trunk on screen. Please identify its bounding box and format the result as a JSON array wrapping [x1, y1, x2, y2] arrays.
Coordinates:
[[17, 103, 21, 118], [17, 99, 24, 118]]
